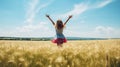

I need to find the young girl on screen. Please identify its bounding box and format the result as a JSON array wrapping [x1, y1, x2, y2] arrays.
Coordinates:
[[46, 15, 72, 47]]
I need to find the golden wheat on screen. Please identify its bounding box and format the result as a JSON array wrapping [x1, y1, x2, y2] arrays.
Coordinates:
[[0, 39, 120, 67]]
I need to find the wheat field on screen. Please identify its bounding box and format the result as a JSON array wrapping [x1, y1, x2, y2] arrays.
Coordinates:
[[0, 39, 120, 67]]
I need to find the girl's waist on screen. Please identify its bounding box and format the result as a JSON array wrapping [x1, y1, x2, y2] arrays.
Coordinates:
[[56, 33, 63, 35]]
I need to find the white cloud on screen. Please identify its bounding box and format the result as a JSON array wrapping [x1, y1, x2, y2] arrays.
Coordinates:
[[60, 0, 113, 17], [96, 0, 113, 8], [63, 26, 120, 38], [95, 26, 114, 34], [91, 26, 120, 38], [15, 22, 55, 37], [25, 0, 39, 24], [18, 22, 51, 32], [24, 0, 53, 24], [60, 3, 89, 17]]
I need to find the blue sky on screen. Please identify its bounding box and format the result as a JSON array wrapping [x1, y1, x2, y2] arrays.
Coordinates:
[[0, 0, 120, 38]]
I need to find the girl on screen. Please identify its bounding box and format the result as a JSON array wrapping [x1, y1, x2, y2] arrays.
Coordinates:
[[46, 15, 72, 47]]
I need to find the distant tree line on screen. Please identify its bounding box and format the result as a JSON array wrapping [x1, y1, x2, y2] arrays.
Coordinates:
[[0, 37, 51, 41]]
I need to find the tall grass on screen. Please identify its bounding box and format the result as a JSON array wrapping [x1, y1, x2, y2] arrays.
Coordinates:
[[0, 40, 120, 67]]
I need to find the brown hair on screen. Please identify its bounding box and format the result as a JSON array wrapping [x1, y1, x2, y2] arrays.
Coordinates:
[[55, 20, 64, 29]]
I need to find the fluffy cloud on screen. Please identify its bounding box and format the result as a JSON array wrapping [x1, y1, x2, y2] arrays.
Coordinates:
[[17, 22, 48, 32], [16, 22, 54, 37], [95, 26, 115, 34], [92, 26, 120, 38], [63, 26, 120, 38]]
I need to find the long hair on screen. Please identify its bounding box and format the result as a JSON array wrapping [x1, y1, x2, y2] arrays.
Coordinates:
[[55, 20, 64, 29]]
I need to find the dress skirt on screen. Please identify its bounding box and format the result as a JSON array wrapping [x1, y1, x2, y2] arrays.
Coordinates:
[[52, 33, 67, 44], [52, 38, 67, 44]]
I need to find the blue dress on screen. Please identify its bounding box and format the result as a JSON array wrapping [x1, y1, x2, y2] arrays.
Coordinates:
[[55, 29, 65, 38]]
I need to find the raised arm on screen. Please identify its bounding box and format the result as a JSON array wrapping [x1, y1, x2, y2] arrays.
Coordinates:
[[46, 15, 55, 25], [64, 15, 72, 25]]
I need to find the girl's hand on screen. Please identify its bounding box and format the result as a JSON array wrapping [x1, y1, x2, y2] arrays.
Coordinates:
[[46, 14, 50, 17], [69, 15, 72, 18]]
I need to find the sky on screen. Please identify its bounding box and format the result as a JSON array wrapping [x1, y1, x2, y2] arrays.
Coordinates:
[[0, 0, 120, 38]]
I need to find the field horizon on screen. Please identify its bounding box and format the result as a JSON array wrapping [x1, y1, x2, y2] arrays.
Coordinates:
[[1, 36, 119, 41]]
